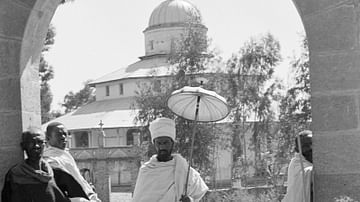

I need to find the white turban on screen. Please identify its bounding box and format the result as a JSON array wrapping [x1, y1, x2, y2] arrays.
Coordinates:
[[149, 117, 176, 142]]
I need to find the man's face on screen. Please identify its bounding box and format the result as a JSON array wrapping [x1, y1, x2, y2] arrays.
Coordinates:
[[154, 136, 174, 162], [301, 137, 312, 163], [23, 132, 46, 162], [47, 125, 69, 150]]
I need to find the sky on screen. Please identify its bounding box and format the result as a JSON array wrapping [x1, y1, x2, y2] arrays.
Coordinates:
[[45, 0, 305, 111]]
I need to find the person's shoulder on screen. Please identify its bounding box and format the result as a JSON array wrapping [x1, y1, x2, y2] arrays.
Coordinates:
[[5, 164, 18, 178], [141, 159, 154, 169], [172, 153, 186, 162], [142, 155, 159, 165], [4, 163, 27, 183], [7, 162, 25, 174], [190, 166, 200, 176], [43, 156, 65, 170], [44, 146, 71, 156], [304, 165, 313, 172], [173, 153, 189, 166]]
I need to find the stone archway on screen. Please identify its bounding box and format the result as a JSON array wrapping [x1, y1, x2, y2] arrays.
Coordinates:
[[293, 0, 360, 200], [1, 0, 360, 201], [0, 0, 61, 195]]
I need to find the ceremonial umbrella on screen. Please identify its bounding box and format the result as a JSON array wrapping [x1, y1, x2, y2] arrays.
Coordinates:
[[167, 86, 230, 195]]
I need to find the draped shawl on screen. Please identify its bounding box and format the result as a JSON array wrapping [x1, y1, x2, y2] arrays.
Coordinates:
[[132, 154, 208, 202]]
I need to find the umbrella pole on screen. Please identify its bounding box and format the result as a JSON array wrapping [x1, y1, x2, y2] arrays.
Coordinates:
[[184, 95, 201, 196], [297, 135, 307, 201]]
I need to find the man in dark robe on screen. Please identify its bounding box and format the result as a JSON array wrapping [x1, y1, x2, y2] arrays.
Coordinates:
[[1, 127, 89, 202]]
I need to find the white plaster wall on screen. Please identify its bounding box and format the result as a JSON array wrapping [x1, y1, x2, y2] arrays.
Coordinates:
[[96, 80, 137, 100], [95, 78, 157, 101], [104, 128, 127, 147], [213, 146, 232, 181], [144, 27, 185, 56]]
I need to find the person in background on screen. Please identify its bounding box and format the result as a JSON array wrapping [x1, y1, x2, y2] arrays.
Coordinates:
[[43, 122, 101, 202], [1, 127, 88, 202], [132, 117, 208, 202], [282, 130, 313, 202], [80, 168, 96, 192]]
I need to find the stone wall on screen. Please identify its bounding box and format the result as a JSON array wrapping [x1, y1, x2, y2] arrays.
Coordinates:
[[70, 146, 141, 202], [293, 0, 360, 201], [0, 0, 61, 197]]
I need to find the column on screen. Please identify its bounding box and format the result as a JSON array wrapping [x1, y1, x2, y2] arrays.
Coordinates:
[[293, 0, 360, 200]]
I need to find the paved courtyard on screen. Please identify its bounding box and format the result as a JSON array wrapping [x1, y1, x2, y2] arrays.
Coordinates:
[[110, 192, 132, 202]]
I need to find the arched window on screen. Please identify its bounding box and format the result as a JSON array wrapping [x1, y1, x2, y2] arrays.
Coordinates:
[[153, 80, 161, 92], [73, 131, 90, 148], [105, 85, 110, 96], [126, 133, 134, 145], [126, 129, 134, 145], [126, 129, 141, 145]]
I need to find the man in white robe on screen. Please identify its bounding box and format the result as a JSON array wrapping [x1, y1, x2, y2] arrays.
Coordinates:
[[132, 118, 208, 202], [282, 130, 313, 202], [43, 122, 101, 202]]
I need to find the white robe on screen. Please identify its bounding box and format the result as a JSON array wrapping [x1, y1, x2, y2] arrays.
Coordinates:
[[132, 154, 208, 202], [282, 153, 313, 202], [43, 146, 99, 201]]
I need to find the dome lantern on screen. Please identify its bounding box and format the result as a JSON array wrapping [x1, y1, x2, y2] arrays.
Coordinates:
[[147, 0, 204, 29], [143, 0, 207, 57]]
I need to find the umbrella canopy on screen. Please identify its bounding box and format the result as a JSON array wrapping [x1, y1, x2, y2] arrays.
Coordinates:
[[167, 86, 229, 122]]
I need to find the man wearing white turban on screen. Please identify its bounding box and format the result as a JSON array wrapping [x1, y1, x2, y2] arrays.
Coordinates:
[[132, 117, 208, 202], [282, 130, 313, 202]]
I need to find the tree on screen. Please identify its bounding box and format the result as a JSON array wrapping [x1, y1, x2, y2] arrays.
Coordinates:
[[39, 25, 56, 124], [252, 35, 311, 200], [39, 0, 74, 123], [62, 80, 96, 113], [168, 23, 209, 88], [225, 33, 283, 184], [278, 36, 311, 162], [134, 23, 226, 177]]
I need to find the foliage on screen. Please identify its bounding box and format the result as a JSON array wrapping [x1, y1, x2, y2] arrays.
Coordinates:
[[39, 25, 56, 123], [277, 36, 311, 162], [62, 80, 95, 113], [225, 33, 283, 182], [251, 35, 312, 201], [202, 188, 280, 202], [334, 196, 358, 202], [49, 110, 63, 120], [133, 23, 226, 177], [168, 23, 209, 88]]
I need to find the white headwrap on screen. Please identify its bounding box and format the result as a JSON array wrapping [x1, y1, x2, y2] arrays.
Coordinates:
[[149, 117, 176, 142]]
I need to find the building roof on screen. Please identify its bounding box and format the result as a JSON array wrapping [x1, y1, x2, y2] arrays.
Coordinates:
[[89, 56, 173, 86], [148, 0, 202, 28], [89, 55, 226, 86], [73, 97, 134, 114], [42, 98, 141, 131]]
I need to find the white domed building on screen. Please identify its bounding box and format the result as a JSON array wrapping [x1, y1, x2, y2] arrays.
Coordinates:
[[144, 0, 207, 56], [44, 0, 232, 200]]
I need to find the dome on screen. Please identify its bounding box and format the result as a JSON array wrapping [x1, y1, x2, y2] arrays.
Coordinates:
[[148, 0, 203, 28]]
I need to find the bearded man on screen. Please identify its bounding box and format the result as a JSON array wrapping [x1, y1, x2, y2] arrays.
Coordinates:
[[132, 117, 208, 202]]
